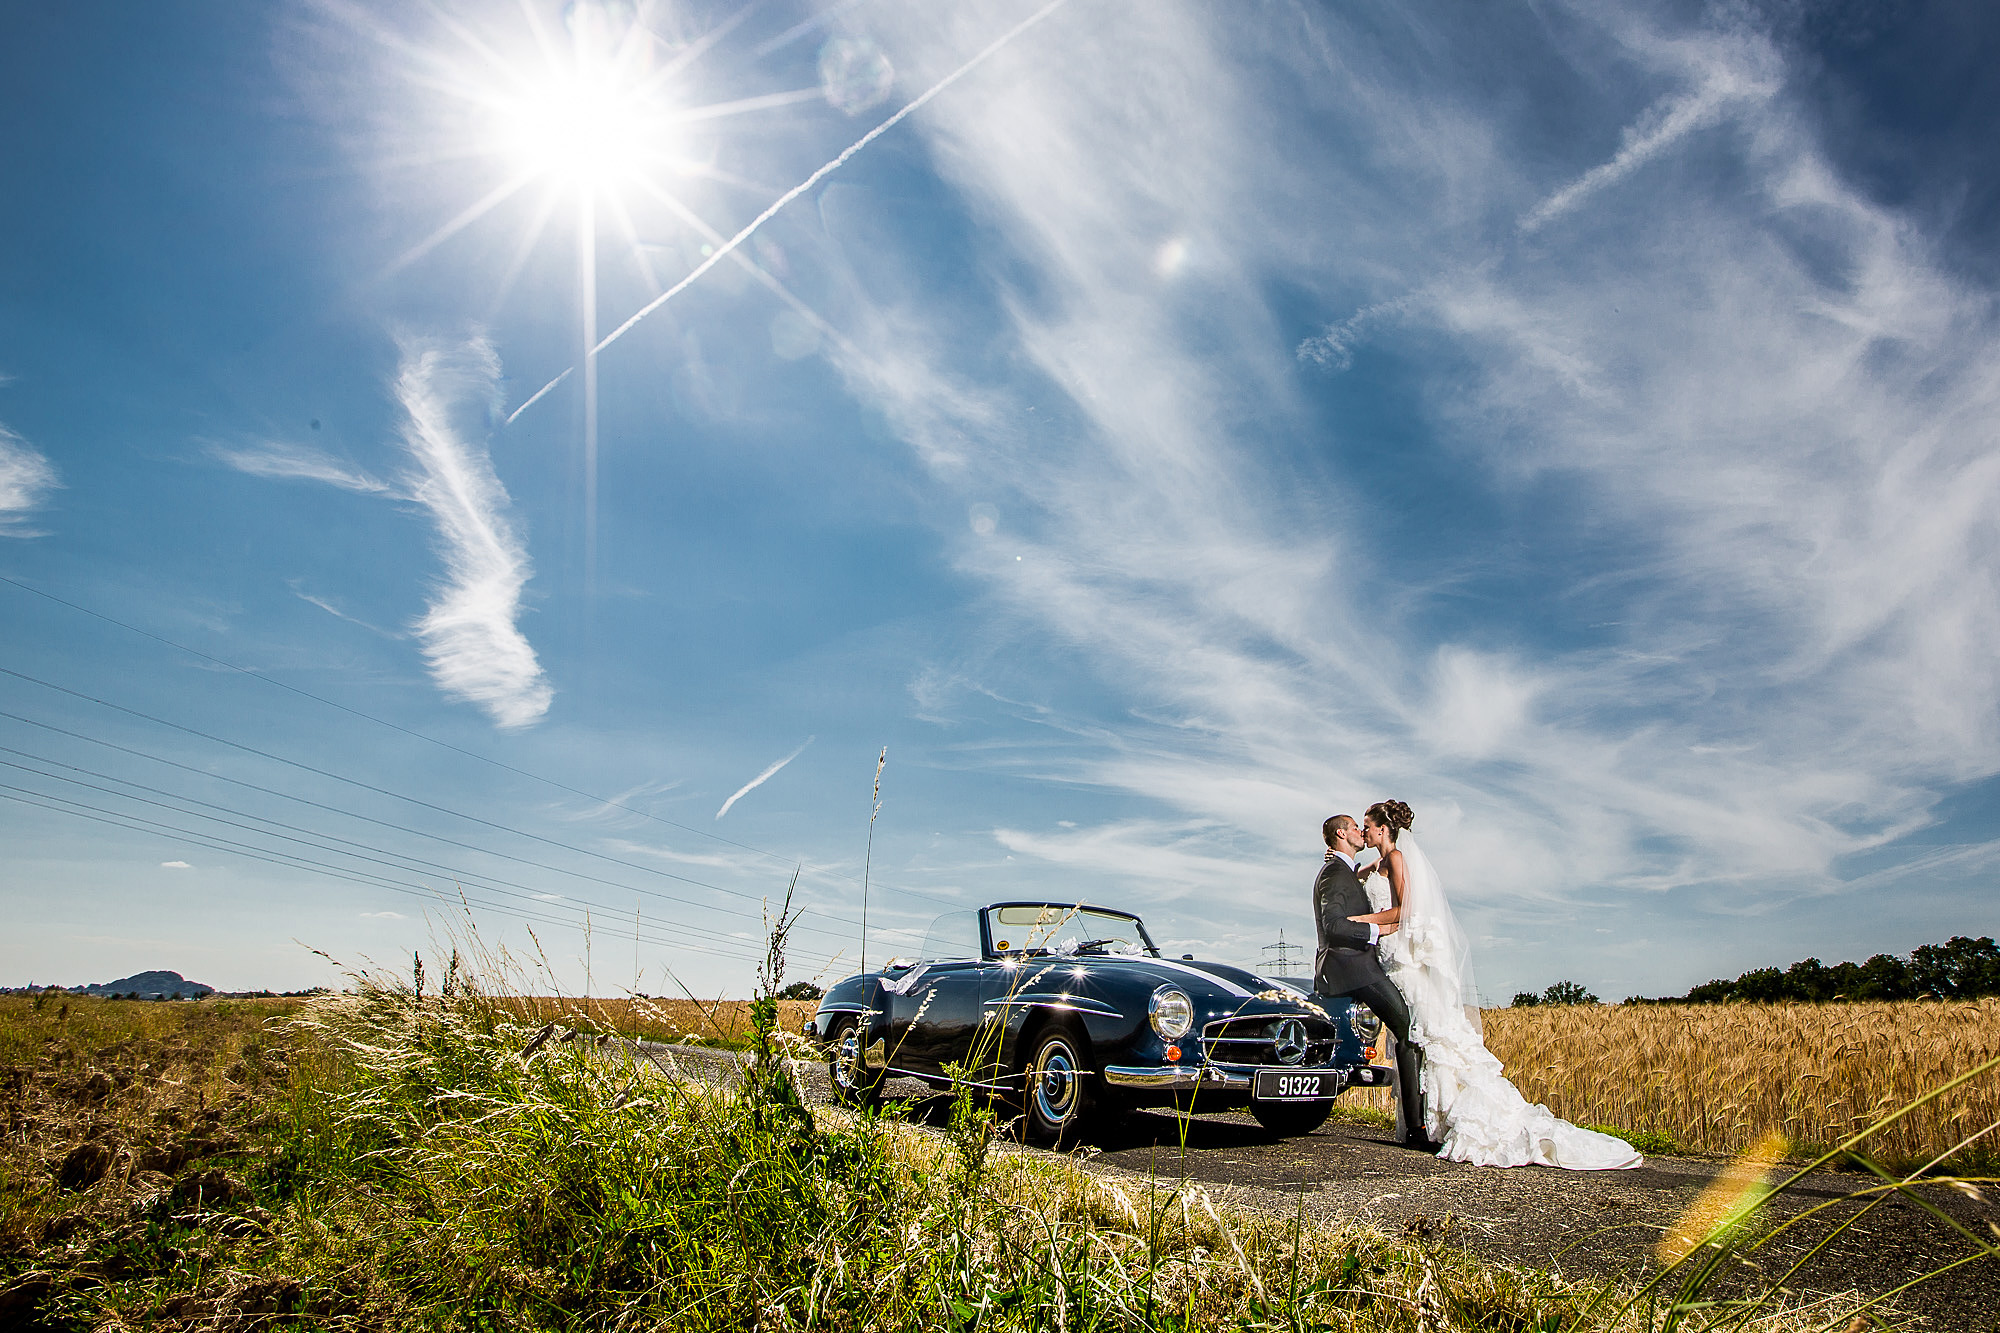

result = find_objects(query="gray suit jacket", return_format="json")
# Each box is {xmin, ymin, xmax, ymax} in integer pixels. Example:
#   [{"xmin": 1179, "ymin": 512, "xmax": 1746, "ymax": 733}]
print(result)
[{"xmin": 1313, "ymin": 855, "xmax": 1388, "ymax": 996}]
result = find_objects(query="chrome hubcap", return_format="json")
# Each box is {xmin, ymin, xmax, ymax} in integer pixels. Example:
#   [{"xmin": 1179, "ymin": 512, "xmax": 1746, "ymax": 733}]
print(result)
[
  {"xmin": 834, "ymin": 1027, "xmax": 863, "ymax": 1090},
  {"xmin": 1033, "ymin": 1041, "xmax": 1079, "ymax": 1123}
]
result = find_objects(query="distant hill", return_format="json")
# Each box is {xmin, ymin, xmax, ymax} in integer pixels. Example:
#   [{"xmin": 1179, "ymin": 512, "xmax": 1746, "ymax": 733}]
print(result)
[{"xmin": 72, "ymin": 970, "xmax": 215, "ymax": 999}]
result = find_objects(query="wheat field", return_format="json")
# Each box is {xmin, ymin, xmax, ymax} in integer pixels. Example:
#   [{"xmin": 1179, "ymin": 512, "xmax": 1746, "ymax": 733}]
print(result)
[
  {"xmin": 503, "ymin": 994, "xmax": 1999, "ymax": 1167},
  {"xmin": 1475, "ymin": 999, "xmax": 2000, "ymax": 1168},
  {"xmin": 492, "ymin": 995, "xmax": 816, "ymax": 1047}
]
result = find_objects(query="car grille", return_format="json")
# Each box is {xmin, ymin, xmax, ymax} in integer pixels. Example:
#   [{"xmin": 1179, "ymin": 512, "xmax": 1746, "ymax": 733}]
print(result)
[{"xmin": 1200, "ymin": 1015, "xmax": 1337, "ymax": 1067}]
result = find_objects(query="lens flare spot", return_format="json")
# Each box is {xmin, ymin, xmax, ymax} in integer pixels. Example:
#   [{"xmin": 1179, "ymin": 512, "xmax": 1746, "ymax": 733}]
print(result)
[{"xmin": 819, "ymin": 36, "xmax": 895, "ymax": 115}]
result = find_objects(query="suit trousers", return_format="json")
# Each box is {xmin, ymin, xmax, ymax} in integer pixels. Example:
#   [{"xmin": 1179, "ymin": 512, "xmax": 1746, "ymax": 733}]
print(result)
[{"xmin": 1317, "ymin": 978, "xmax": 1426, "ymax": 1145}]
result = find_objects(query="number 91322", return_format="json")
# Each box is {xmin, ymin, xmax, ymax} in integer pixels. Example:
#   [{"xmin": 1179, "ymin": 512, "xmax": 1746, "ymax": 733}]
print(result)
[{"xmin": 1255, "ymin": 1070, "xmax": 1336, "ymax": 1100}]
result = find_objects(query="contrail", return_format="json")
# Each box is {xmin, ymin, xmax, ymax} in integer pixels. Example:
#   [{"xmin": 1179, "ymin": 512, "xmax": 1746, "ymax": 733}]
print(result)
[
  {"xmin": 504, "ymin": 366, "xmax": 571, "ymax": 426},
  {"xmin": 508, "ymin": 0, "xmax": 1074, "ymax": 419},
  {"xmin": 715, "ymin": 736, "xmax": 814, "ymax": 819}
]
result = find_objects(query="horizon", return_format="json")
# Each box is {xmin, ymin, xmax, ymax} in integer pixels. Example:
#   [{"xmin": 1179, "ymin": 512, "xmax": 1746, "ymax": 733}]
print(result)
[
  {"xmin": 11, "ymin": 926, "xmax": 1994, "ymax": 1003},
  {"xmin": 4, "ymin": 0, "xmax": 1998, "ymax": 1003}
]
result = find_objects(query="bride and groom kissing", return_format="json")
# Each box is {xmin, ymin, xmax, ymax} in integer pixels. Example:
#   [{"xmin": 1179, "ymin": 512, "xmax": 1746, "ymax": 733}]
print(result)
[{"xmin": 1311, "ymin": 801, "xmax": 1642, "ymax": 1171}]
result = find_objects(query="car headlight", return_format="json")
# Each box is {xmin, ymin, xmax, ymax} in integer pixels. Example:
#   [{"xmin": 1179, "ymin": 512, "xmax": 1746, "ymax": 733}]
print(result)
[
  {"xmin": 1149, "ymin": 986, "xmax": 1194, "ymax": 1040},
  {"xmin": 1349, "ymin": 1002, "xmax": 1383, "ymax": 1041}
]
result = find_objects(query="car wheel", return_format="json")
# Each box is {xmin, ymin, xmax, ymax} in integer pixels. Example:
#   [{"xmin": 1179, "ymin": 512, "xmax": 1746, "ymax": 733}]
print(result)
[
  {"xmin": 1023, "ymin": 1025, "xmax": 1097, "ymax": 1147},
  {"xmin": 826, "ymin": 1017, "xmax": 883, "ymax": 1109},
  {"xmin": 1250, "ymin": 1099, "xmax": 1334, "ymax": 1137}
]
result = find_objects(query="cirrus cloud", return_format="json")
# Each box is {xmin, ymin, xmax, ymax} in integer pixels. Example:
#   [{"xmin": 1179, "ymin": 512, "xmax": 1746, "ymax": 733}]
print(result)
[
  {"xmin": 828, "ymin": 0, "xmax": 2000, "ymax": 980},
  {"xmin": 393, "ymin": 334, "xmax": 554, "ymax": 730},
  {"xmin": 0, "ymin": 422, "xmax": 59, "ymax": 537}
]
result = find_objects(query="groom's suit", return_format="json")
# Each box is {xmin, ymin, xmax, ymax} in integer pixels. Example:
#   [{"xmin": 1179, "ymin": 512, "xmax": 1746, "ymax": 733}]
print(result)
[{"xmin": 1312, "ymin": 852, "xmax": 1428, "ymax": 1146}]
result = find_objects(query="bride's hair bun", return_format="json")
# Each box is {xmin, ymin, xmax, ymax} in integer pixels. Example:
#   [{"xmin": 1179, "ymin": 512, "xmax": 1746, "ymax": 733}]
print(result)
[{"xmin": 1366, "ymin": 799, "xmax": 1415, "ymax": 838}]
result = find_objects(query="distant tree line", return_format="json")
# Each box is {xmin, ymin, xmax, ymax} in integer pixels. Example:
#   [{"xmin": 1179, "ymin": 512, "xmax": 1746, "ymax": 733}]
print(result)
[
  {"xmin": 1642, "ymin": 936, "xmax": 2000, "ymax": 1004},
  {"xmin": 1510, "ymin": 980, "xmax": 1599, "ymax": 1008}
]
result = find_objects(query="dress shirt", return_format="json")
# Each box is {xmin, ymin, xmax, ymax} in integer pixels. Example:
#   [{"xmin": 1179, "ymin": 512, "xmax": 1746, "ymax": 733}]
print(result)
[{"xmin": 1326, "ymin": 848, "xmax": 1380, "ymax": 945}]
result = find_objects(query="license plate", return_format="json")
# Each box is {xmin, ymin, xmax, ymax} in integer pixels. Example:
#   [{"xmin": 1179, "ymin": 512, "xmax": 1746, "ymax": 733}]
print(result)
[{"xmin": 1254, "ymin": 1069, "xmax": 1338, "ymax": 1101}]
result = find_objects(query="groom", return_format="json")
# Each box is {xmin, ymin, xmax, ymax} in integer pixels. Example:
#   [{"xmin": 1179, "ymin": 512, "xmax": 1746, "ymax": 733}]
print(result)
[{"xmin": 1311, "ymin": 814, "xmax": 1433, "ymax": 1150}]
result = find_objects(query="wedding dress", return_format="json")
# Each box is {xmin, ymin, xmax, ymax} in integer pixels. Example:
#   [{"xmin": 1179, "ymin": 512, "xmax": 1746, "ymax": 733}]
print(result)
[{"xmin": 1374, "ymin": 837, "xmax": 1641, "ymax": 1170}]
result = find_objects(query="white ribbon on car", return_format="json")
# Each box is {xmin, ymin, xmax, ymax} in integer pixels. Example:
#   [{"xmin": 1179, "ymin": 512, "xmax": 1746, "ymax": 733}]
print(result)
[{"xmin": 880, "ymin": 963, "xmax": 933, "ymax": 996}]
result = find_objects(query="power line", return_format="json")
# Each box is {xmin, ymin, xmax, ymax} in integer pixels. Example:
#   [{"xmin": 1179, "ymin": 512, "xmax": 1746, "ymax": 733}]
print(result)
[
  {"xmin": 0, "ymin": 736, "xmax": 884, "ymax": 944},
  {"xmin": 0, "ymin": 750, "xmax": 789, "ymax": 960},
  {"xmin": 0, "ymin": 709, "xmax": 931, "ymax": 950},
  {"xmin": 0, "ymin": 573, "xmax": 962, "ymax": 912},
  {"xmin": 0, "ymin": 786, "xmax": 763, "ymax": 965},
  {"xmin": 0, "ymin": 667, "xmax": 884, "ymax": 926}
]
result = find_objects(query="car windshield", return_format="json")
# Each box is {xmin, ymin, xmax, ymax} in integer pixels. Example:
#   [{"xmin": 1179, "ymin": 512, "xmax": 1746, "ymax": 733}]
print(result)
[{"xmin": 984, "ymin": 904, "xmax": 1156, "ymax": 957}]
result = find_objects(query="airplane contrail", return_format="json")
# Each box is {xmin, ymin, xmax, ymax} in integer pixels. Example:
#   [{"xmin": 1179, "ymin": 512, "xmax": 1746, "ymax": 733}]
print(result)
[
  {"xmin": 506, "ymin": 0, "xmax": 1074, "ymax": 421},
  {"xmin": 504, "ymin": 366, "xmax": 571, "ymax": 426},
  {"xmin": 715, "ymin": 736, "xmax": 814, "ymax": 819}
]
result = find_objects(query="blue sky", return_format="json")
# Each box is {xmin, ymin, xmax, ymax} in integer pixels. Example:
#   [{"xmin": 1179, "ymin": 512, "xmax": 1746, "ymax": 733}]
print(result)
[{"xmin": 4, "ymin": 0, "xmax": 1997, "ymax": 1002}]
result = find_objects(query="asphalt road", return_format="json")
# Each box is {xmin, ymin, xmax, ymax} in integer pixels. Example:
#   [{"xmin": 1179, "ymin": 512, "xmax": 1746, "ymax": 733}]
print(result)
[{"xmin": 635, "ymin": 1042, "xmax": 1999, "ymax": 1329}]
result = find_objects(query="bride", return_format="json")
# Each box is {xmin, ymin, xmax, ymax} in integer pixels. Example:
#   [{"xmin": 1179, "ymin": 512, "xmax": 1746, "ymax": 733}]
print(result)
[{"xmin": 1349, "ymin": 800, "xmax": 1641, "ymax": 1171}]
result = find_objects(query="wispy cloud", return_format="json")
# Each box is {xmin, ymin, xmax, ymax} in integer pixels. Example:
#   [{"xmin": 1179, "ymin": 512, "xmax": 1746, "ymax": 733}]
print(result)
[
  {"xmin": 836, "ymin": 1, "xmax": 2000, "ymax": 980},
  {"xmin": 360, "ymin": 910, "xmax": 406, "ymax": 920},
  {"xmin": 0, "ymin": 422, "xmax": 59, "ymax": 537},
  {"xmin": 1517, "ymin": 38, "xmax": 1781, "ymax": 234},
  {"xmin": 160, "ymin": 860, "xmax": 193, "ymax": 869},
  {"xmin": 208, "ymin": 440, "xmax": 396, "ymax": 495},
  {"xmin": 992, "ymin": 820, "xmax": 1283, "ymax": 899},
  {"xmin": 715, "ymin": 737, "xmax": 815, "ymax": 819},
  {"xmin": 289, "ymin": 581, "xmax": 403, "ymax": 638},
  {"xmin": 392, "ymin": 334, "xmax": 553, "ymax": 729}
]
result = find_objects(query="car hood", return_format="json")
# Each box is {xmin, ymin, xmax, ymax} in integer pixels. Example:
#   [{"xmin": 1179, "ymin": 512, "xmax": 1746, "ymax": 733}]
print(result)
[{"xmin": 1028, "ymin": 954, "xmax": 1306, "ymax": 1002}]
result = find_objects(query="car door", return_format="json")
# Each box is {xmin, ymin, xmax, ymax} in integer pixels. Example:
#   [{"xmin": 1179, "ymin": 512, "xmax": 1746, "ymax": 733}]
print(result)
[{"xmin": 892, "ymin": 911, "xmax": 987, "ymax": 1078}]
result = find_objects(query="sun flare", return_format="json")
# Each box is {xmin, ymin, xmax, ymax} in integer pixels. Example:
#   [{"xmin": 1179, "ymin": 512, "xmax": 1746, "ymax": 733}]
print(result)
[
  {"xmin": 480, "ymin": 9, "xmax": 674, "ymax": 196},
  {"xmin": 489, "ymin": 61, "xmax": 670, "ymax": 194}
]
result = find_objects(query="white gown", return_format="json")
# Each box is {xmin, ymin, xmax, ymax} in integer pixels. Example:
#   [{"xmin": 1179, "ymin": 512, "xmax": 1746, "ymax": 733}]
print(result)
[{"xmin": 1371, "ymin": 837, "xmax": 1641, "ymax": 1171}]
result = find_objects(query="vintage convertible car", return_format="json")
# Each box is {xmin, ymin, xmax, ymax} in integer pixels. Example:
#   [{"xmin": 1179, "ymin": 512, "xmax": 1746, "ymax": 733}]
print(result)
[{"xmin": 806, "ymin": 900, "xmax": 1395, "ymax": 1144}]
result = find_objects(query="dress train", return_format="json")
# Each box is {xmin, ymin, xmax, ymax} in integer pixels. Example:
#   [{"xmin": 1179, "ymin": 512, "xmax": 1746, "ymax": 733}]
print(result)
[{"xmin": 1376, "ymin": 837, "xmax": 1641, "ymax": 1171}]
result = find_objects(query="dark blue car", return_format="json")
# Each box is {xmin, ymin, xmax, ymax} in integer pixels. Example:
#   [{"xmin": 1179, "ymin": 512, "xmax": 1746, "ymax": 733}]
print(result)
[{"xmin": 808, "ymin": 901, "xmax": 1395, "ymax": 1144}]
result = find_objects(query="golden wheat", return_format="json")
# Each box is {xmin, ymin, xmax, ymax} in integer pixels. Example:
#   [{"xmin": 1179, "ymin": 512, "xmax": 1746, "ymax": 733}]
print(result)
[
  {"xmin": 503, "ymin": 995, "xmax": 2000, "ymax": 1167},
  {"xmin": 491, "ymin": 995, "xmax": 815, "ymax": 1046},
  {"xmin": 1477, "ymin": 999, "xmax": 2000, "ymax": 1167}
]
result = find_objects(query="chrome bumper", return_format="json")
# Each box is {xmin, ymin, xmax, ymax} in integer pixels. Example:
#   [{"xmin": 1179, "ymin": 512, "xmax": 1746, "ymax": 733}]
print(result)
[
  {"xmin": 1104, "ymin": 1062, "xmax": 1395, "ymax": 1093},
  {"xmin": 1104, "ymin": 1063, "xmax": 1249, "ymax": 1091}
]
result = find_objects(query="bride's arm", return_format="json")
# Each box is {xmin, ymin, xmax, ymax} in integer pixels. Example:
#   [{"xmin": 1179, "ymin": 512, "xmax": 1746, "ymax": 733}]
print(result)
[{"xmin": 1347, "ymin": 849, "xmax": 1407, "ymax": 924}]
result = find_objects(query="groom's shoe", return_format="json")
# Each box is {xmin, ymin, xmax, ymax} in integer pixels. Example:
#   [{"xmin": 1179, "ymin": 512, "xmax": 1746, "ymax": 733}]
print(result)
[{"xmin": 1400, "ymin": 1133, "xmax": 1443, "ymax": 1154}]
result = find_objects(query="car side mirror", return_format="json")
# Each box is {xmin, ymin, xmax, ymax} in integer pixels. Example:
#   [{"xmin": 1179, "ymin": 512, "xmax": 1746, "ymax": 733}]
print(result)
[{"xmin": 1182, "ymin": 954, "xmax": 1194, "ymax": 961}]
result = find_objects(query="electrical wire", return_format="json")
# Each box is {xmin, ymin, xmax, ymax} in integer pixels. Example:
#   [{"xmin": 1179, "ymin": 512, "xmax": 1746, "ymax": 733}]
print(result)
[
  {"xmin": 0, "ymin": 751, "xmax": 787, "ymax": 959},
  {"xmin": 0, "ymin": 711, "xmax": 931, "ymax": 950},
  {"xmin": 0, "ymin": 743, "xmax": 923, "ymax": 954},
  {"xmin": 0, "ymin": 668, "xmax": 883, "ymax": 924},
  {"xmin": 0, "ymin": 786, "xmax": 763, "ymax": 964},
  {"xmin": 0, "ymin": 573, "xmax": 963, "ymax": 911}
]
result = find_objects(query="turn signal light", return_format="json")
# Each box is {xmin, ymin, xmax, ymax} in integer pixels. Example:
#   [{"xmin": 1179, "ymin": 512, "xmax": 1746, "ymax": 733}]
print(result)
[
  {"xmin": 1164, "ymin": 1044, "xmax": 1182, "ymax": 1061},
  {"xmin": 1363, "ymin": 1045, "xmax": 1377, "ymax": 1061}
]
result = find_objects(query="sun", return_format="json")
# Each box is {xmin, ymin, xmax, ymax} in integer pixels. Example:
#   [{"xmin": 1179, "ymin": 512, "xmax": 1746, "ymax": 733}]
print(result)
[
  {"xmin": 494, "ymin": 73, "xmax": 659, "ymax": 193},
  {"xmin": 482, "ymin": 9, "xmax": 673, "ymax": 197}
]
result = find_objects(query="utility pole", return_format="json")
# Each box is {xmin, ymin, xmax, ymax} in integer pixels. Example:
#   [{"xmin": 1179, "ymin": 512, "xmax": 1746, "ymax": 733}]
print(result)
[{"xmin": 1261, "ymin": 927, "xmax": 1303, "ymax": 977}]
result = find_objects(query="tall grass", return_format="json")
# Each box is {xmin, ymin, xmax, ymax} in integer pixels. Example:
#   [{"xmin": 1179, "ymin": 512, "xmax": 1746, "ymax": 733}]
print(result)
[
  {"xmin": 5, "ymin": 960, "xmax": 1991, "ymax": 1329},
  {"xmin": 245, "ymin": 977, "xmax": 1610, "ymax": 1330},
  {"xmin": 1482, "ymin": 999, "xmax": 2000, "ymax": 1169},
  {"xmin": 246, "ymin": 978, "xmax": 1960, "ymax": 1331}
]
